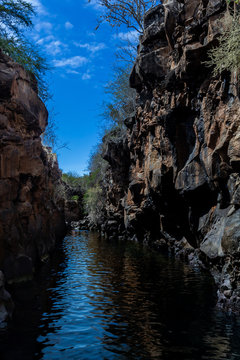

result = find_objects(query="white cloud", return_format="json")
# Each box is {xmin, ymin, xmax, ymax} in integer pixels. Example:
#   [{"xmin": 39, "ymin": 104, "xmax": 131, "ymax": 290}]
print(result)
[
  {"xmin": 74, "ymin": 42, "xmax": 106, "ymax": 54},
  {"xmin": 114, "ymin": 30, "xmax": 139, "ymax": 43},
  {"xmin": 85, "ymin": 0, "xmax": 103, "ymax": 11},
  {"xmin": 65, "ymin": 21, "xmax": 74, "ymax": 30},
  {"xmin": 87, "ymin": 31, "xmax": 96, "ymax": 37},
  {"xmin": 45, "ymin": 40, "xmax": 66, "ymax": 56},
  {"xmin": 82, "ymin": 71, "xmax": 92, "ymax": 80},
  {"xmin": 35, "ymin": 21, "xmax": 53, "ymax": 33},
  {"xmin": 36, "ymin": 35, "xmax": 54, "ymax": 45},
  {"xmin": 67, "ymin": 69, "xmax": 80, "ymax": 75},
  {"xmin": 35, "ymin": 35, "xmax": 67, "ymax": 55},
  {"xmin": 28, "ymin": 0, "xmax": 47, "ymax": 15},
  {"xmin": 53, "ymin": 56, "xmax": 88, "ymax": 68}
]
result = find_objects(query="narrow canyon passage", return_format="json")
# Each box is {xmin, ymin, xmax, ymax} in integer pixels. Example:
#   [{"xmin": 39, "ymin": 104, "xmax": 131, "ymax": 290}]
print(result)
[
  {"xmin": 2, "ymin": 0, "xmax": 240, "ymax": 359},
  {"xmin": 1, "ymin": 231, "xmax": 240, "ymax": 360}
]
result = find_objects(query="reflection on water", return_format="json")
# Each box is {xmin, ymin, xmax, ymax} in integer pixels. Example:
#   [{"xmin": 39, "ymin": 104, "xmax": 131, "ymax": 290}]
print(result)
[{"xmin": 1, "ymin": 231, "xmax": 240, "ymax": 359}]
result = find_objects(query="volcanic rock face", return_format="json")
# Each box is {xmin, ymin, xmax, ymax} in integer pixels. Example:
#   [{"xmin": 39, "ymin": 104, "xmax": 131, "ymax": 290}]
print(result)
[
  {"xmin": 103, "ymin": 0, "xmax": 240, "ymax": 310},
  {"xmin": 0, "ymin": 51, "xmax": 66, "ymax": 287}
]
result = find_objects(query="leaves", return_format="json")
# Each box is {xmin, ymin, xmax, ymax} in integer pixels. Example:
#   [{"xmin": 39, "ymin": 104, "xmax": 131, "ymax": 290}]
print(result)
[
  {"xmin": 83, "ymin": 185, "xmax": 104, "ymax": 224},
  {"xmin": 205, "ymin": 13, "xmax": 240, "ymax": 76},
  {"xmin": 101, "ymin": 65, "xmax": 136, "ymax": 135},
  {"xmin": 0, "ymin": 0, "xmax": 49, "ymax": 101},
  {"xmin": 0, "ymin": 0, "xmax": 35, "ymax": 36}
]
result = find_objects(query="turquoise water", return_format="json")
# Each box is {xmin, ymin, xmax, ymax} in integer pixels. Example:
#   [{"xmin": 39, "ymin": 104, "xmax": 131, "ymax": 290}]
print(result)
[{"xmin": 1, "ymin": 231, "xmax": 240, "ymax": 359}]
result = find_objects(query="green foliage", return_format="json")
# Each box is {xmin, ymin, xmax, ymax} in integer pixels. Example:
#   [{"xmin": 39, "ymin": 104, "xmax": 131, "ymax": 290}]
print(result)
[
  {"xmin": 62, "ymin": 171, "xmax": 82, "ymax": 187},
  {"xmin": 81, "ymin": 63, "xmax": 136, "ymax": 226},
  {"xmin": 71, "ymin": 195, "xmax": 79, "ymax": 201},
  {"xmin": 66, "ymin": 144, "xmax": 109, "ymax": 226},
  {"xmin": 226, "ymin": 0, "xmax": 240, "ymax": 11},
  {"xmin": 64, "ymin": 47, "xmax": 137, "ymax": 227},
  {"xmin": 205, "ymin": 12, "xmax": 240, "ymax": 78},
  {"xmin": 83, "ymin": 185, "xmax": 104, "ymax": 225},
  {"xmin": 53, "ymin": 182, "xmax": 67, "ymax": 202},
  {"xmin": 101, "ymin": 65, "xmax": 136, "ymax": 136},
  {"xmin": 76, "ymin": 170, "xmax": 100, "ymax": 193},
  {"xmin": 0, "ymin": 0, "xmax": 34, "ymax": 35},
  {"xmin": 88, "ymin": 143, "xmax": 108, "ymax": 175},
  {"xmin": 0, "ymin": 0, "xmax": 49, "ymax": 101}
]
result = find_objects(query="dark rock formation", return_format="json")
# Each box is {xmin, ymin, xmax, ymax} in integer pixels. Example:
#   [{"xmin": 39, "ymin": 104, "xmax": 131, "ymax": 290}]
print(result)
[
  {"xmin": 0, "ymin": 51, "xmax": 66, "ymax": 288},
  {"xmin": 65, "ymin": 199, "xmax": 82, "ymax": 223},
  {"xmin": 102, "ymin": 0, "xmax": 240, "ymax": 311},
  {"xmin": 101, "ymin": 135, "xmax": 130, "ymax": 239},
  {"xmin": 0, "ymin": 271, "xmax": 13, "ymax": 323},
  {"xmin": 63, "ymin": 182, "xmax": 83, "ymax": 224}
]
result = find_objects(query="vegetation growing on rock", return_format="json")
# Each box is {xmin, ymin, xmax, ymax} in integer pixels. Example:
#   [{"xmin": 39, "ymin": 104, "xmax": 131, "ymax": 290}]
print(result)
[
  {"xmin": 0, "ymin": 0, "xmax": 49, "ymax": 100},
  {"xmin": 64, "ymin": 63, "xmax": 136, "ymax": 227},
  {"xmin": 206, "ymin": 0, "xmax": 240, "ymax": 94}
]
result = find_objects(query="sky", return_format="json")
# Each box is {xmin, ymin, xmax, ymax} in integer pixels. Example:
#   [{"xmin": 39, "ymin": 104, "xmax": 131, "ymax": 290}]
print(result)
[{"xmin": 26, "ymin": 0, "xmax": 139, "ymax": 175}]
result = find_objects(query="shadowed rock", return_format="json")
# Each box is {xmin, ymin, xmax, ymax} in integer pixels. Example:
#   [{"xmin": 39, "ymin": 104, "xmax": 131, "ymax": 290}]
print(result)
[
  {"xmin": 102, "ymin": 0, "xmax": 240, "ymax": 311},
  {"xmin": 0, "ymin": 51, "xmax": 66, "ymax": 290}
]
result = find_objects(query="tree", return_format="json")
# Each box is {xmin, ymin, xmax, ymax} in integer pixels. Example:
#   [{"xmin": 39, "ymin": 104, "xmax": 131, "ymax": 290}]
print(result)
[
  {"xmin": 206, "ymin": 15, "xmax": 240, "ymax": 75},
  {"xmin": 205, "ymin": 1, "xmax": 240, "ymax": 95},
  {"xmin": 41, "ymin": 108, "xmax": 70, "ymax": 152},
  {"xmin": 227, "ymin": 0, "xmax": 240, "ymax": 17},
  {"xmin": 101, "ymin": 64, "xmax": 136, "ymax": 135},
  {"xmin": 115, "ymin": 37, "xmax": 138, "ymax": 65},
  {"xmin": 0, "ymin": 0, "xmax": 49, "ymax": 100},
  {"xmin": 81, "ymin": 65, "xmax": 137, "ymax": 226},
  {"xmin": 62, "ymin": 171, "xmax": 83, "ymax": 189},
  {"xmin": 41, "ymin": 110, "xmax": 58, "ymax": 149},
  {"xmin": 83, "ymin": 185, "xmax": 104, "ymax": 226},
  {"xmin": 0, "ymin": 0, "xmax": 34, "ymax": 35},
  {"xmin": 95, "ymin": 0, "xmax": 158, "ymax": 33}
]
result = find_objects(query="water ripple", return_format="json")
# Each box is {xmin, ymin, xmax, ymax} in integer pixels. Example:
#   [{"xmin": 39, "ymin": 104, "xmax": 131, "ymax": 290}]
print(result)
[{"xmin": 1, "ymin": 231, "xmax": 240, "ymax": 359}]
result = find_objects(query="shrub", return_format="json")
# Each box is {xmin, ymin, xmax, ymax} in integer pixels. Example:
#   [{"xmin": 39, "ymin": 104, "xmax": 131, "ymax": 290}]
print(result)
[
  {"xmin": 83, "ymin": 185, "xmax": 104, "ymax": 226},
  {"xmin": 205, "ymin": 2, "xmax": 240, "ymax": 95},
  {"xmin": 71, "ymin": 195, "xmax": 79, "ymax": 201},
  {"xmin": 62, "ymin": 172, "xmax": 81, "ymax": 187},
  {"xmin": 206, "ymin": 13, "xmax": 240, "ymax": 76},
  {"xmin": 0, "ymin": 0, "xmax": 49, "ymax": 101}
]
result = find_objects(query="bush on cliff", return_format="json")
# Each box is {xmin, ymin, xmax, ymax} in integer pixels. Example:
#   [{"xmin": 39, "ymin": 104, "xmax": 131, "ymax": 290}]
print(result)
[
  {"xmin": 0, "ymin": 0, "xmax": 49, "ymax": 100},
  {"xmin": 62, "ymin": 161, "xmax": 107, "ymax": 225},
  {"xmin": 206, "ymin": 1, "xmax": 240, "ymax": 94},
  {"xmin": 67, "ymin": 146, "xmax": 108, "ymax": 227},
  {"xmin": 62, "ymin": 171, "xmax": 82, "ymax": 187},
  {"xmin": 77, "ymin": 44, "xmax": 136, "ymax": 227},
  {"xmin": 83, "ymin": 185, "xmax": 105, "ymax": 226},
  {"xmin": 81, "ymin": 64, "xmax": 136, "ymax": 226},
  {"xmin": 101, "ymin": 65, "xmax": 136, "ymax": 141}
]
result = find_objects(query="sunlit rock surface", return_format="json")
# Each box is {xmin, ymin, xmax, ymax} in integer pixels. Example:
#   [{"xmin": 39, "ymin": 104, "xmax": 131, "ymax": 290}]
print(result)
[
  {"xmin": 103, "ymin": 0, "xmax": 240, "ymax": 310},
  {"xmin": 0, "ymin": 51, "xmax": 66, "ymax": 288}
]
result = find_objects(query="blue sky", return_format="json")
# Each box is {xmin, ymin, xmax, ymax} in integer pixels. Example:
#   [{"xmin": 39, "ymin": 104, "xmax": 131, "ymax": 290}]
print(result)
[{"xmin": 28, "ymin": 0, "xmax": 138, "ymax": 175}]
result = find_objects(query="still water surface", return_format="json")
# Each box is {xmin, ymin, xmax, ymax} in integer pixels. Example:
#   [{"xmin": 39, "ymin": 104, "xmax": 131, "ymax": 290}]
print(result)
[{"xmin": 1, "ymin": 231, "xmax": 240, "ymax": 359}]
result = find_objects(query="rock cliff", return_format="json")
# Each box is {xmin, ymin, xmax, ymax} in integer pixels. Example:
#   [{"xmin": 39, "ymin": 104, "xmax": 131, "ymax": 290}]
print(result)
[
  {"xmin": 0, "ymin": 51, "xmax": 66, "ymax": 294},
  {"xmin": 103, "ymin": 0, "xmax": 240, "ymax": 311}
]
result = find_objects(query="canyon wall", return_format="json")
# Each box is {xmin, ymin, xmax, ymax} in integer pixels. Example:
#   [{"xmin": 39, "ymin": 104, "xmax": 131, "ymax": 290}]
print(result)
[
  {"xmin": 0, "ymin": 51, "xmax": 66, "ymax": 289},
  {"xmin": 103, "ymin": 0, "xmax": 240, "ymax": 310}
]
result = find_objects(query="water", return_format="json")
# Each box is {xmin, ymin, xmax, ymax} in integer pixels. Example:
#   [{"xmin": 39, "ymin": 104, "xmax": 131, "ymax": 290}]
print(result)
[{"xmin": 1, "ymin": 231, "xmax": 240, "ymax": 359}]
